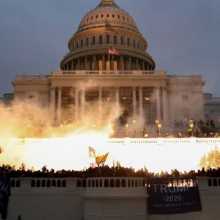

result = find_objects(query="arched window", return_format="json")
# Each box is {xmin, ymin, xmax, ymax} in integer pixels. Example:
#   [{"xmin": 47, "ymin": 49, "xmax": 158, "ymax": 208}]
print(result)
[
  {"xmin": 81, "ymin": 39, "xmax": 83, "ymax": 48},
  {"xmin": 99, "ymin": 35, "xmax": 103, "ymax": 44}
]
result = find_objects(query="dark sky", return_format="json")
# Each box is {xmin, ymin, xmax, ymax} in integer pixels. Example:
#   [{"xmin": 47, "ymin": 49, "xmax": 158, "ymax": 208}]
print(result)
[{"xmin": 0, "ymin": 0, "xmax": 220, "ymax": 95}]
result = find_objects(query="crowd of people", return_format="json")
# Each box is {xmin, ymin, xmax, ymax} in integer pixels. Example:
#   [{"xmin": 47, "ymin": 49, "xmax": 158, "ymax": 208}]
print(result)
[
  {"xmin": 113, "ymin": 119, "xmax": 220, "ymax": 138},
  {"xmin": 0, "ymin": 165, "xmax": 220, "ymax": 178}
]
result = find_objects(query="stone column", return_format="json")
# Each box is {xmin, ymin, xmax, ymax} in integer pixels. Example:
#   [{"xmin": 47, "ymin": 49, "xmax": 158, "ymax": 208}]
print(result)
[
  {"xmin": 57, "ymin": 87, "xmax": 62, "ymax": 123},
  {"xmin": 98, "ymin": 57, "xmax": 103, "ymax": 73},
  {"xmin": 92, "ymin": 56, "xmax": 96, "ymax": 71},
  {"xmin": 116, "ymin": 87, "xmax": 120, "ymax": 111},
  {"xmin": 162, "ymin": 88, "xmax": 168, "ymax": 125},
  {"xmin": 120, "ymin": 56, "xmax": 124, "ymax": 71},
  {"xmin": 85, "ymin": 57, "xmax": 88, "ymax": 70},
  {"xmin": 50, "ymin": 88, "xmax": 56, "ymax": 122},
  {"xmin": 139, "ymin": 87, "xmax": 143, "ymax": 117},
  {"xmin": 106, "ymin": 55, "xmax": 110, "ymax": 71},
  {"xmin": 127, "ymin": 56, "xmax": 131, "ymax": 70},
  {"xmin": 98, "ymin": 87, "xmax": 102, "ymax": 113},
  {"xmin": 81, "ymin": 89, "xmax": 86, "ymax": 115},
  {"xmin": 76, "ymin": 59, "xmax": 79, "ymax": 70},
  {"xmin": 113, "ymin": 56, "xmax": 117, "ymax": 71},
  {"xmin": 75, "ymin": 88, "xmax": 79, "ymax": 120},
  {"xmin": 132, "ymin": 87, "xmax": 137, "ymax": 118},
  {"xmin": 102, "ymin": 55, "xmax": 106, "ymax": 72},
  {"xmin": 135, "ymin": 58, "xmax": 139, "ymax": 70},
  {"xmin": 156, "ymin": 87, "xmax": 161, "ymax": 121},
  {"xmin": 141, "ymin": 61, "xmax": 145, "ymax": 71}
]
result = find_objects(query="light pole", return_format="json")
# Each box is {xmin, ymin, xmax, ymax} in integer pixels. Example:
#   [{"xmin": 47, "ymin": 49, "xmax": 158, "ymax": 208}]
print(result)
[{"xmin": 188, "ymin": 120, "xmax": 194, "ymax": 137}]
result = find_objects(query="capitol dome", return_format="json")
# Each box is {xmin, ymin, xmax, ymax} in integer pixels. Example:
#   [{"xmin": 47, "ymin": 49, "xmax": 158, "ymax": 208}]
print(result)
[{"xmin": 60, "ymin": 0, "xmax": 156, "ymax": 72}]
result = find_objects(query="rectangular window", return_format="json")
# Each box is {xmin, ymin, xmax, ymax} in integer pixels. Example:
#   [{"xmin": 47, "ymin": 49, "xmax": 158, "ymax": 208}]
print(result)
[
  {"xmin": 92, "ymin": 36, "xmax": 96, "ymax": 45},
  {"xmin": 106, "ymin": 35, "xmax": 110, "ymax": 44},
  {"xmin": 114, "ymin": 36, "xmax": 117, "ymax": 44},
  {"xmin": 127, "ymin": 38, "xmax": 130, "ymax": 46},
  {"xmin": 99, "ymin": 35, "xmax": 103, "ymax": 44},
  {"xmin": 121, "ymin": 36, "xmax": 124, "ymax": 45}
]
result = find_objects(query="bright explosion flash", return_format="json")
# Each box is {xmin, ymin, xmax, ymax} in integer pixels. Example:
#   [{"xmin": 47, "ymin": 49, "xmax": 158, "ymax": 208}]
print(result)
[
  {"xmin": 1, "ymin": 136, "xmax": 220, "ymax": 172},
  {"xmin": 0, "ymin": 101, "xmax": 219, "ymax": 172}
]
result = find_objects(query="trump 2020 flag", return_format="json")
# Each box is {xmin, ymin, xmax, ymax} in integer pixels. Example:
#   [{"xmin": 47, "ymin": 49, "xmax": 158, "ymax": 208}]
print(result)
[{"xmin": 0, "ymin": 176, "xmax": 10, "ymax": 220}]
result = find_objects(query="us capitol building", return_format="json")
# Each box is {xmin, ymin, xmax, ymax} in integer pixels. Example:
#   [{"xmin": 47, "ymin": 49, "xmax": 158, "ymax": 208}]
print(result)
[{"xmin": 13, "ymin": 0, "xmax": 204, "ymax": 128}]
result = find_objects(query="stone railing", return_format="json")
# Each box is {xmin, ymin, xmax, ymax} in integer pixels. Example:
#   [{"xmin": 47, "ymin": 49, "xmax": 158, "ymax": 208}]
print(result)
[
  {"xmin": 53, "ymin": 70, "xmax": 165, "ymax": 76},
  {"xmin": 14, "ymin": 70, "xmax": 166, "ymax": 80},
  {"xmin": 15, "ymin": 74, "xmax": 49, "ymax": 80}
]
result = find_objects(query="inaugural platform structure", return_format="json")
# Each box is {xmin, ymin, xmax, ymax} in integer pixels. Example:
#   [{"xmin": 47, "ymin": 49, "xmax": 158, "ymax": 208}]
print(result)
[{"xmin": 13, "ymin": 0, "xmax": 204, "ymax": 127}]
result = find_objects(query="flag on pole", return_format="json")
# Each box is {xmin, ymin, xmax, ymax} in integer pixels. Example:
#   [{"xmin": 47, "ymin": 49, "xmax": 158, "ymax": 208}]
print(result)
[
  {"xmin": 88, "ymin": 146, "xmax": 96, "ymax": 158},
  {"xmin": 95, "ymin": 153, "xmax": 109, "ymax": 167},
  {"xmin": 108, "ymin": 48, "xmax": 120, "ymax": 55}
]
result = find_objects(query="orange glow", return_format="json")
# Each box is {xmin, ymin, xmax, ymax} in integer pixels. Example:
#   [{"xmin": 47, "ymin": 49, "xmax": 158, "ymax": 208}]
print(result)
[{"xmin": 0, "ymin": 101, "xmax": 220, "ymax": 172}]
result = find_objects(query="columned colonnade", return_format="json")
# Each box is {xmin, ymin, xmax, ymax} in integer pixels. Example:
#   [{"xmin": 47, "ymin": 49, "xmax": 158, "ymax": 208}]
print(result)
[
  {"xmin": 63, "ymin": 55, "xmax": 153, "ymax": 71},
  {"xmin": 50, "ymin": 86, "xmax": 169, "ymax": 126}
]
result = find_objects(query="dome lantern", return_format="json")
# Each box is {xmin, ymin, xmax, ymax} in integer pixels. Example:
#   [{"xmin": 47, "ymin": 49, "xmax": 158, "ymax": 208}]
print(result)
[{"xmin": 98, "ymin": 0, "xmax": 118, "ymax": 7}]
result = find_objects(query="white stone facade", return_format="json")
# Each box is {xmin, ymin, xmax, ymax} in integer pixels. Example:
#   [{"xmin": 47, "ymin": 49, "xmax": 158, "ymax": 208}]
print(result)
[
  {"xmin": 12, "ymin": 0, "xmax": 205, "ymax": 129},
  {"xmin": 13, "ymin": 71, "xmax": 204, "ymax": 129},
  {"xmin": 4, "ymin": 177, "xmax": 220, "ymax": 220}
]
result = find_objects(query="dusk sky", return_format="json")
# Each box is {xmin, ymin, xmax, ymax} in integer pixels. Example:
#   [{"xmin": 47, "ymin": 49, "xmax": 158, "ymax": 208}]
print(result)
[{"xmin": 0, "ymin": 0, "xmax": 220, "ymax": 95}]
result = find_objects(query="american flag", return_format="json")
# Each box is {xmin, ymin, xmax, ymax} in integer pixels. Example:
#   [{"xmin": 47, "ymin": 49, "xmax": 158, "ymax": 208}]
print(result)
[{"xmin": 108, "ymin": 48, "xmax": 120, "ymax": 55}]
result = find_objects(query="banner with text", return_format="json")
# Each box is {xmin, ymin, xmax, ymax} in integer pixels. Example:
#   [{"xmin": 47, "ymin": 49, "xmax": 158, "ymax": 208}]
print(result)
[{"xmin": 148, "ymin": 178, "xmax": 202, "ymax": 215}]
